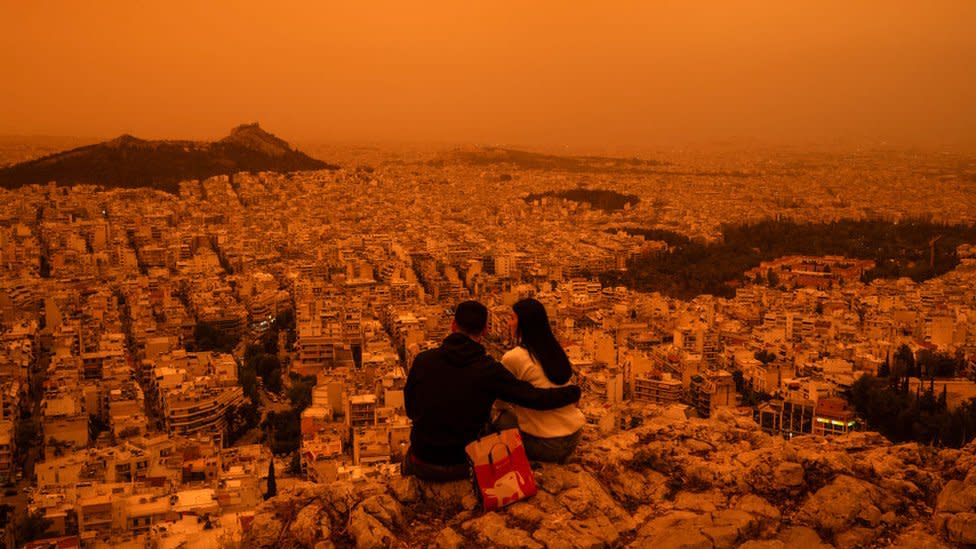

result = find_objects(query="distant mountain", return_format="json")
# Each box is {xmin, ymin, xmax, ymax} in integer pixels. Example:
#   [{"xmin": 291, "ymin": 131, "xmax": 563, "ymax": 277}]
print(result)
[{"xmin": 0, "ymin": 123, "xmax": 338, "ymax": 193}]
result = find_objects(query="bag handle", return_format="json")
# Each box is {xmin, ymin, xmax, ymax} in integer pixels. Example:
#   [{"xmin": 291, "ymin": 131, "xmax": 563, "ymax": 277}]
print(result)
[{"xmin": 487, "ymin": 442, "xmax": 512, "ymax": 475}]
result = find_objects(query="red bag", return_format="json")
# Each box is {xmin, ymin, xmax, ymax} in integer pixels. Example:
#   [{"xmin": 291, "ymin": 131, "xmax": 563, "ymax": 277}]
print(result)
[{"xmin": 465, "ymin": 428, "xmax": 537, "ymax": 511}]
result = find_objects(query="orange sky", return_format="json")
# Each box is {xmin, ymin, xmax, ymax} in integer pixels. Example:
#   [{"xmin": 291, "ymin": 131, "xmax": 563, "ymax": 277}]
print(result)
[{"xmin": 2, "ymin": 1, "xmax": 974, "ymax": 149}]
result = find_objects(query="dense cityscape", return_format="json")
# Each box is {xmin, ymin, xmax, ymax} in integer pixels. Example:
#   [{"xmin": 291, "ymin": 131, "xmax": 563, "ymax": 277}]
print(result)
[{"xmin": 0, "ymin": 140, "xmax": 973, "ymax": 547}]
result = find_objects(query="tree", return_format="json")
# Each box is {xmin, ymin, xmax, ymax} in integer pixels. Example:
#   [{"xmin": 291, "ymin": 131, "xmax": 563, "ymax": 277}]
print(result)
[
  {"xmin": 732, "ymin": 370, "xmax": 746, "ymax": 393},
  {"xmin": 288, "ymin": 453, "xmax": 303, "ymax": 476},
  {"xmin": 15, "ymin": 510, "xmax": 53, "ymax": 545},
  {"xmin": 263, "ymin": 410, "xmax": 301, "ymax": 454},
  {"xmin": 265, "ymin": 458, "xmax": 277, "ymax": 500},
  {"xmin": 878, "ymin": 359, "xmax": 890, "ymax": 378},
  {"xmin": 16, "ymin": 419, "xmax": 39, "ymax": 451},
  {"xmin": 287, "ymin": 376, "xmax": 315, "ymax": 412},
  {"xmin": 192, "ymin": 321, "xmax": 240, "ymax": 353},
  {"xmin": 895, "ymin": 345, "xmax": 916, "ymax": 378},
  {"xmin": 0, "ymin": 504, "xmax": 13, "ymax": 530},
  {"xmin": 766, "ymin": 268, "xmax": 779, "ymax": 288}
]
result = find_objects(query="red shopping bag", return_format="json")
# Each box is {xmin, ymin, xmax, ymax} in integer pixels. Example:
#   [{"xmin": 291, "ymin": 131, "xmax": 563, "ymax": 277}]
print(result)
[{"xmin": 465, "ymin": 428, "xmax": 537, "ymax": 511}]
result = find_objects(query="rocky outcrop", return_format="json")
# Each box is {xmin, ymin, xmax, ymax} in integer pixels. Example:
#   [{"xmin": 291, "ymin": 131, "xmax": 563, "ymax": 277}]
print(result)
[{"xmin": 240, "ymin": 406, "xmax": 975, "ymax": 548}]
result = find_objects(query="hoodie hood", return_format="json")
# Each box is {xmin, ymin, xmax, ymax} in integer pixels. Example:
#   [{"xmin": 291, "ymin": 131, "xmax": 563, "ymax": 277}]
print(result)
[{"xmin": 440, "ymin": 332, "xmax": 487, "ymax": 366}]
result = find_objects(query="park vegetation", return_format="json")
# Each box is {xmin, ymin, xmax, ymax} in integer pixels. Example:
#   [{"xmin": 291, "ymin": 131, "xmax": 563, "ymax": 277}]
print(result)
[
  {"xmin": 847, "ymin": 345, "xmax": 976, "ymax": 448},
  {"xmin": 602, "ymin": 218, "xmax": 976, "ymax": 299}
]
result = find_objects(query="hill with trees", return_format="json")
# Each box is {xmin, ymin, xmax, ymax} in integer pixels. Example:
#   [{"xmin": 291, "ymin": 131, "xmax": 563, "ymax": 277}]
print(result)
[{"xmin": 0, "ymin": 123, "xmax": 337, "ymax": 193}]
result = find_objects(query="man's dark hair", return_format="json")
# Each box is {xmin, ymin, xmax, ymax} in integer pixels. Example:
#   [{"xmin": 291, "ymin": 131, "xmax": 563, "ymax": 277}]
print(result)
[{"xmin": 454, "ymin": 300, "xmax": 488, "ymax": 335}]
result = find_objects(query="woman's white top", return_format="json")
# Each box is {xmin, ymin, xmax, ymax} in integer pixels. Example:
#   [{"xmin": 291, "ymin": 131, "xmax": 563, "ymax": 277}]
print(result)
[{"xmin": 500, "ymin": 346, "xmax": 586, "ymax": 438}]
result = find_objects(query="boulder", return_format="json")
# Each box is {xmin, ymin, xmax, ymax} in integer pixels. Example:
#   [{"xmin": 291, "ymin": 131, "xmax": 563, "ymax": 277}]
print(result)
[
  {"xmin": 777, "ymin": 526, "xmax": 832, "ymax": 549},
  {"xmin": 797, "ymin": 475, "xmax": 888, "ymax": 535},
  {"xmin": 634, "ymin": 511, "xmax": 713, "ymax": 549},
  {"xmin": 246, "ymin": 512, "xmax": 284, "ymax": 548},
  {"xmin": 772, "ymin": 461, "xmax": 804, "ymax": 489},
  {"xmin": 289, "ymin": 503, "xmax": 327, "ymax": 547},
  {"xmin": 348, "ymin": 506, "xmax": 396, "ymax": 549},
  {"xmin": 735, "ymin": 494, "xmax": 781, "ymax": 535},
  {"xmin": 673, "ymin": 491, "xmax": 726, "ymax": 513},
  {"xmin": 888, "ymin": 525, "xmax": 952, "ymax": 549},
  {"xmin": 833, "ymin": 526, "xmax": 877, "ymax": 549},
  {"xmin": 462, "ymin": 512, "xmax": 542, "ymax": 549},
  {"xmin": 434, "ymin": 526, "xmax": 465, "ymax": 549},
  {"xmin": 936, "ymin": 479, "xmax": 976, "ymax": 513},
  {"xmin": 347, "ymin": 495, "xmax": 404, "ymax": 549},
  {"xmin": 946, "ymin": 512, "xmax": 976, "ymax": 545}
]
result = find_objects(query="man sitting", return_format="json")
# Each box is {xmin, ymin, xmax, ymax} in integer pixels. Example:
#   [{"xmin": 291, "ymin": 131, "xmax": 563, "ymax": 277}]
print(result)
[{"xmin": 403, "ymin": 300, "xmax": 582, "ymax": 481}]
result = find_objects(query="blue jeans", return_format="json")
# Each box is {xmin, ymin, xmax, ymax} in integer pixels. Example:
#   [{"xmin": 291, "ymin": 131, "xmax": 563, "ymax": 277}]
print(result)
[{"xmin": 493, "ymin": 409, "xmax": 582, "ymax": 464}]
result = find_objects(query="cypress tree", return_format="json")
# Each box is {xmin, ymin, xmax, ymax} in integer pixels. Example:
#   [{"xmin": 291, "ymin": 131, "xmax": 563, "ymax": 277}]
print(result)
[{"xmin": 265, "ymin": 457, "xmax": 277, "ymax": 500}]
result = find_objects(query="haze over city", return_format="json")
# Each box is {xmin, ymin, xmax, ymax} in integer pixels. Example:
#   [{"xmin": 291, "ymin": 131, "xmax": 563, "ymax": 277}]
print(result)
[{"xmin": 3, "ymin": 1, "xmax": 976, "ymax": 149}]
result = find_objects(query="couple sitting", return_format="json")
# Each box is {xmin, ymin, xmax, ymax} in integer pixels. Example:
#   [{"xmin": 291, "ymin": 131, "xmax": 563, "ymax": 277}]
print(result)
[{"xmin": 403, "ymin": 299, "xmax": 585, "ymax": 481}]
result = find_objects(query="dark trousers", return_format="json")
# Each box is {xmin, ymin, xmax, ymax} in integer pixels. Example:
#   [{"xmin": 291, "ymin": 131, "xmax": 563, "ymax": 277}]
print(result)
[
  {"xmin": 401, "ymin": 446, "xmax": 471, "ymax": 482},
  {"xmin": 493, "ymin": 409, "xmax": 582, "ymax": 464}
]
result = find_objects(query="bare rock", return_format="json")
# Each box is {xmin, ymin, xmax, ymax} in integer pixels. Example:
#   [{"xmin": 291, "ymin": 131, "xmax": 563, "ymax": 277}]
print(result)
[
  {"xmin": 888, "ymin": 525, "xmax": 952, "ymax": 549},
  {"xmin": 347, "ymin": 506, "xmax": 395, "ymax": 549},
  {"xmin": 417, "ymin": 478, "xmax": 475, "ymax": 511},
  {"xmin": 833, "ymin": 526, "xmax": 876, "ymax": 549},
  {"xmin": 737, "ymin": 541, "xmax": 784, "ymax": 549},
  {"xmin": 776, "ymin": 526, "xmax": 832, "ymax": 549},
  {"xmin": 797, "ymin": 475, "xmax": 887, "ymax": 536},
  {"xmin": 462, "ymin": 512, "xmax": 542, "ymax": 549},
  {"xmin": 289, "ymin": 502, "xmax": 327, "ymax": 547},
  {"xmin": 535, "ymin": 464, "xmax": 582, "ymax": 495},
  {"xmin": 735, "ymin": 494, "xmax": 781, "ymax": 535},
  {"xmin": 533, "ymin": 518, "xmax": 608, "ymax": 549},
  {"xmin": 347, "ymin": 495, "xmax": 403, "ymax": 549},
  {"xmin": 508, "ymin": 501, "xmax": 547, "ymax": 528},
  {"xmin": 946, "ymin": 512, "xmax": 976, "ymax": 545},
  {"xmin": 674, "ymin": 491, "xmax": 726, "ymax": 513},
  {"xmin": 577, "ymin": 466, "xmax": 637, "ymax": 532},
  {"xmin": 634, "ymin": 511, "xmax": 714, "ymax": 549},
  {"xmin": 246, "ymin": 512, "xmax": 284, "ymax": 548},
  {"xmin": 936, "ymin": 479, "xmax": 976, "ymax": 513},
  {"xmin": 434, "ymin": 526, "xmax": 465, "ymax": 549},
  {"xmin": 388, "ymin": 476, "xmax": 421, "ymax": 504},
  {"xmin": 772, "ymin": 461, "xmax": 804, "ymax": 489}
]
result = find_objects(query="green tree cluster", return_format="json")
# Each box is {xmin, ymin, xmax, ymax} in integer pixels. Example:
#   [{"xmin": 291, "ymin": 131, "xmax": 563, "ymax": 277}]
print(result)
[
  {"xmin": 224, "ymin": 401, "xmax": 260, "ymax": 445},
  {"xmin": 263, "ymin": 410, "xmax": 301, "ymax": 455},
  {"xmin": 241, "ymin": 344, "xmax": 282, "ymax": 395},
  {"xmin": 287, "ymin": 373, "xmax": 316, "ymax": 412},
  {"xmin": 602, "ymin": 218, "xmax": 976, "ymax": 300},
  {"xmin": 524, "ymin": 188, "xmax": 639, "ymax": 212},
  {"xmin": 191, "ymin": 321, "xmax": 240, "ymax": 353},
  {"xmin": 15, "ymin": 510, "xmax": 53, "ymax": 546},
  {"xmin": 848, "ymin": 374, "xmax": 975, "ymax": 447}
]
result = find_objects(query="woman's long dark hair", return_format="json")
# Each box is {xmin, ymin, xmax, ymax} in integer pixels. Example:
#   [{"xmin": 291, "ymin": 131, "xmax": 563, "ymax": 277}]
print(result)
[{"xmin": 512, "ymin": 298, "xmax": 572, "ymax": 385}]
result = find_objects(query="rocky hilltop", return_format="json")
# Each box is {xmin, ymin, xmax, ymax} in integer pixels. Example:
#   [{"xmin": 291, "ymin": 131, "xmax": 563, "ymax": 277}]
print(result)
[
  {"xmin": 239, "ymin": 407, "xmax": 976, "ymax": 549},
  {"xmin": 0, "ymin": 123, "xmax": 336, "ymax": 193}
]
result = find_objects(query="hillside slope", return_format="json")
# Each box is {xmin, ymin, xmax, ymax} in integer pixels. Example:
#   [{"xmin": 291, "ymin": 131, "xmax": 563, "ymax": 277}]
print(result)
[{"xmin": 238, "ymin": 407, "xmax": 976, "ymax": 548}]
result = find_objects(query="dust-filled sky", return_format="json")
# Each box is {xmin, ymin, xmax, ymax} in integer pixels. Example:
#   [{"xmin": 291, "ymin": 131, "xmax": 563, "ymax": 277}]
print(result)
[{"xmin": 2, "ymin": 1, "xmax": 975, "ymax": 149}]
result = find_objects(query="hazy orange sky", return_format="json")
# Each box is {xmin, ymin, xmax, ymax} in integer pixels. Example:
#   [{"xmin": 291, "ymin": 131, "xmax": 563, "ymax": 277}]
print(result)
[{"xmin": 2, "ymin": 1, "xmax": 975, "ymax": 149}]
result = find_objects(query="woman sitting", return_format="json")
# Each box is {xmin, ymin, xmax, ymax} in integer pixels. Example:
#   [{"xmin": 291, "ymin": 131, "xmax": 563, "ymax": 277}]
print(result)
[{"xmin": 495, "ymin": 298, "xmax": 585, "ymax": 463}]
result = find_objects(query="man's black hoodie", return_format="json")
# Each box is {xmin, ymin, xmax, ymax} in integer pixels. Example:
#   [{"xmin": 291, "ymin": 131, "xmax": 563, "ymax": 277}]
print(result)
[{"xmin": 405, "ymin": 332, "xmax": 582, "ymax": 465}]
